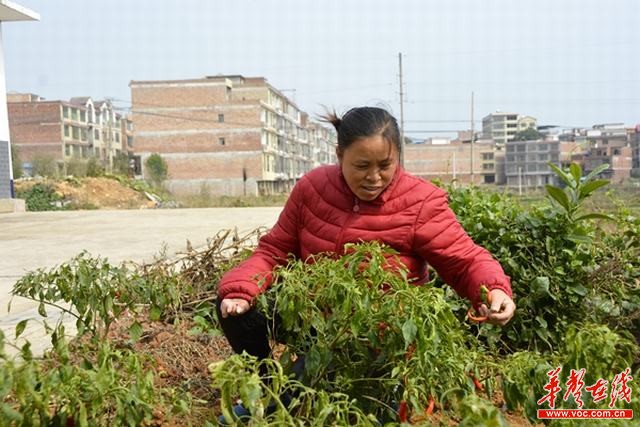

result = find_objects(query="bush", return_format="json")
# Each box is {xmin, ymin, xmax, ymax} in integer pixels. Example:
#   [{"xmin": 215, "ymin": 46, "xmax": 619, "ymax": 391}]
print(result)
[
  {"xmin": 10, "ymin": 144, "xmax": 22, "ymax": 179},
  {"xmin": 145, "ymin": 153, "xmax": 168, "ymax": 187},
  {"xmin": 86, "ymin": 157, "xmax": 104, "ymax": 177},
  {"xmin": 445, "ymin": 163, "xmax": 640, "ymax": 354},
  {"xmin": 256, "ymin": 242, "xmax": 484, "ymax": 422},
  {"xmin": 31, "ymin": 154, "xmax": 58, "ymax": 178},
  {"xmin": 16, "ymin": 183, "xmax": 64, "ymax": 211},
  {"xmin": 65, "ymin": 158, "xmax": 87, "ymax": 177},
  {"xmin": 113, "ymin": 152, "xmax": 131, "ymax": 176}
]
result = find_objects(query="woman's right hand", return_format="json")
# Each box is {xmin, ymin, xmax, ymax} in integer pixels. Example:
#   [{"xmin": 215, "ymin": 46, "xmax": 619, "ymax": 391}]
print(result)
[{"xmin": 219, "ymin": 298, "xmax": 251, "ymax": 318}]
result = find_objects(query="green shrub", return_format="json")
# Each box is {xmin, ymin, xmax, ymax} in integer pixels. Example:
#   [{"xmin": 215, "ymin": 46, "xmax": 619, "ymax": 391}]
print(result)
[
  {"xmin": 86, "ymin": 157, "xmax": 105, "ymax": 177},
  {"xmin": 145, "ymin": 153, "xmax": 168, "ymax": 187},
  {"xmin": 10, "ymin": 144, "xmax": 22, "ymax": 179},
  {"xmin": 31, "ymin": 154, "xmax": 58, "ymax": 178},
  {"xmin": 66, "ymin": 158, "xmax": 88, "ymax": 177},
  {"xmin": 16, "ymin": 183, "xmax": 64, "ymax": 211}
]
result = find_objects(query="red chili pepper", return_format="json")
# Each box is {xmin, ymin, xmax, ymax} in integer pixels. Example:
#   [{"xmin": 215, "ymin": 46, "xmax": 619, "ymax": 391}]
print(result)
[
  {"xmin": 398, "ymin": 400, "xmax": 408, "ymax": 423},
  {"xmin": 404, "ymin": 343, "xmax": 416, "ymax": 360},
  {"xmin": 426, "ymin": 395, "xmax": 435, "ymax": 415},
  {"xmin": 471, "ymin": 374, "xmax": 485, "ymax": 392},
  {"xmin": 467, "ymin": 307, "xmax": 489, "ymax": 323}
]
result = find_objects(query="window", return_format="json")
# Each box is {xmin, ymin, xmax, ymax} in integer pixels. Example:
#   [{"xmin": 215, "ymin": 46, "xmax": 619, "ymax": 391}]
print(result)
[
  {"xmin": 613, "ymin": 148, "xmax": 620, "ymax": 155},
  {"xmin": 482, "ymin": 153, "xmax": 494, "ymax": 160},
  {"xmin": 218, "ymin": 114, "xmax": 224, "ymax": 123},
  {"xmin": 80, "ymin": 111, "xmax": 86, "ymax": 122},
  {"xmin": 65, "ymin": 145, "xmax": 72, "ymax": 156},
  {"xmin": 219, "ymin": 137, "xmax": 226, "ymax": 146},
  {"xmin": 64, "ymin": 125, "xmax": 70, "ymax": 137},
  {"xmin": 94, "ymin": 129, "xmax": 100, "ymax": 140},
  {"xmin": 115, "ymin": 133, "xmax": 120, "ymax": 143}
]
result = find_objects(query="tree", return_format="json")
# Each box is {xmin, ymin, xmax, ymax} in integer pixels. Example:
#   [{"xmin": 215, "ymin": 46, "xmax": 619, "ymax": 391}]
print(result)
[
  {"xmin": 10, "ymin": 144, "xmax": 23, "ymax": 179},
  {"xmin": 31, "ymin": 154, "xmax": 58, "ymax": 178},
  {"xmin": 512, "ymin": 128, "xmax": 543, "ymax": 141},
  {"xmin": 113, "ymin": 152, "xmax": 131, "ymax": 176},
  {"xmin": 86, "ymin": 157, "xmax": 105, "ymax": 177},
  {"xmin": 145, "ymin": 153, "xmax": 168, "ymax": 187}
]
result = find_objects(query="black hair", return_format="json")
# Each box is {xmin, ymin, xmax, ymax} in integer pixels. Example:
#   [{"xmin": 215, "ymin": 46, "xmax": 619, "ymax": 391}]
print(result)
[{"xmin": 321, "ymin": 107, "xmax": 401, "ymax": 154}]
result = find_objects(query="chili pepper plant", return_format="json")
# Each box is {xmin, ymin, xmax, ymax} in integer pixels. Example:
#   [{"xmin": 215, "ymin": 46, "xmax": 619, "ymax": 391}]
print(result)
[{"xmin": 248, "ymin": 242, "xmax": 492, "ymax": 422}]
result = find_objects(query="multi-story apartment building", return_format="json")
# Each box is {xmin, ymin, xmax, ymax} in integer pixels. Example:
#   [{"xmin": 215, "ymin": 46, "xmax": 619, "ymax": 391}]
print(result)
[
  {"xmin": 632, "ymin": 124, "xmax": 640, "ymax": 178},
  {"xmin": 504, "ymin": 139, "xmax": 561, "ymax": 190},
  {"xmin": 482, "ymin": 112, "xmax": 537, "ymax": 148},
  {"xmin": 130, "ymin": 75, "xmax": 335, "ymax": 196},
  {"xmin": 404, "ymin": 139, "xmax": 496, "ymax": 184},
  {"xmin": 582, "ymin": 123, "xmax": 633, "ymax": 183},
  {"xmin": 8, "ymin": 93, "xmax": 125, "ymax": 175}
]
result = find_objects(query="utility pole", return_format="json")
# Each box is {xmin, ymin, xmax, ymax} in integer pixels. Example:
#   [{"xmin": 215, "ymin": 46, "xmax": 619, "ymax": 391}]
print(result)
[
  {"xmin": 470, "ymin": 91, "xmax": 475, "ymax": 184},
  {"xmin": 398, "ymin": 52, "xmax": 405, "ymax": 168}
]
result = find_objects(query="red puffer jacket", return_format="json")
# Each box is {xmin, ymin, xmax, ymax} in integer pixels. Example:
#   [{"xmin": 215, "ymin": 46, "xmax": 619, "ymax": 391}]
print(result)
[{"xmin": 218, "ymin": 165, "xmax": 511, "ymax": 305}]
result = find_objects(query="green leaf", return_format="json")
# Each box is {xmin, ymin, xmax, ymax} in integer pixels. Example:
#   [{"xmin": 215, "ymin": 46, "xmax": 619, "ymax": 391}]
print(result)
[
  {"xmin": 574, "ymin": 212, "xmax": 615, "ymax": 222},
  {"xmin": 37, "ymin": 302, "xmax": 47, "ymax": 317},
  {"xmin": 402, "ymin": 319, "xmax": 417, "ymax": 345},
  {"xmin": 129, "ymin": 321, "xmax": 143, "ymax": 342},
  {"xmin": 532, "ymin": 277, "xmax": 550, "ymax": 296},
  {"xmin": 566, "ymin": 234, "xmax": 592, "ymax": 244},
  {"xmin": 570, "ymin": 284, "xmax": 588, "ymax": 296},
  {"xmin": 535, "ymin": 316, "xmax": 548, "ymax": 328},
  {"xmin": 583, "ymin": 163, "xmax": 609, "ymax": 182},
  {"xmin": 569, "ymin": 163, "xmax": 582, "ymax": 184},
  {"xmin": 149, "ymin": 306, "xmax": 162, "ymax": 321},
  {"xmin": 20, "ymin": 341, "xmax": 32, "ymax": 361},
  {"xmin": 15, "ymin": 319, "xmax": 27, "ymax": 339},
  {"xmin": 0, "ymin": 403, "xmax": 22, "ymax": 422},
  {"xmin": 548, "ymin": 163, "xmax": 573, "ymax": 188},
  {"xmin": 578, "ymin": 179, "xmax": 609, "ymax": 199},
  {"xmin": 545, "ymin": 185, "xmax": 570, "ymax": 212},
  {"xmin": 306, "ymin": 346, "xmax": 321, "ymax": 375}
]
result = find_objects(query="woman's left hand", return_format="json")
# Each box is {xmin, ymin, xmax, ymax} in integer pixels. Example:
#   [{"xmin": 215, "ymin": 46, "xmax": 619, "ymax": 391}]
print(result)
[{"xmin": 478, "ymin": 289, "xmax": 516, "ymax": 326}]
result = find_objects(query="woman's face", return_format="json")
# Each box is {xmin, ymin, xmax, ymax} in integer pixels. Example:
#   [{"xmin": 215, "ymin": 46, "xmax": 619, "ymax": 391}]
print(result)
[{"xmin": 337, "ymin": 135, "xmax": 399, "ymax": 201}]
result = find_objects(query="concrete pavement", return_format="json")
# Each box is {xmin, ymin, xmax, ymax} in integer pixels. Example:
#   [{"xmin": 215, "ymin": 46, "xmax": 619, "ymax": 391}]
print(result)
[{"xmin": 0, "ymin": 207, "xmax": 282, "ymax": 355}]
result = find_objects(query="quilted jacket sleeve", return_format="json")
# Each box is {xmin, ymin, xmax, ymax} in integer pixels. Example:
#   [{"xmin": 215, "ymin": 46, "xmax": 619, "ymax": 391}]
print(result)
[
  {"xmin": 217, "ymin": 181, "xmax": 303, "ymax": 302},
  {"xmin": 413, "ymin": 185, "xmax": 512, "ymax": 305}
]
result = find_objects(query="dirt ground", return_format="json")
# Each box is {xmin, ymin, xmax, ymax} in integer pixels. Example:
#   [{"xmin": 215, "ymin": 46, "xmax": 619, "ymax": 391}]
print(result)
[{"xmin": 14, "ymin": 177, "xmax": 157, "ymax": 209}]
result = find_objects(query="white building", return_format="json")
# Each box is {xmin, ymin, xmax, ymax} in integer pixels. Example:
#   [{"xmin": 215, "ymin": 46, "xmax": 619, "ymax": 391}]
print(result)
[{"xmin": 0, "ymin": 1, "xmax": 39, "ymax": 212}]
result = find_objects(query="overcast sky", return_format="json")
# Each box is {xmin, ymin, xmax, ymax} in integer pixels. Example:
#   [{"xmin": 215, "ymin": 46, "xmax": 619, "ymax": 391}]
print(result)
[{"xmin": 4, "ymin": 0, "xmax": 639, "ymax": 139}]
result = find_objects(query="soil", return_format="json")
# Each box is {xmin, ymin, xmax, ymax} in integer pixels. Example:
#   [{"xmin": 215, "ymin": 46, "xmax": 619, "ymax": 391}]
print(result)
[{"xmin": 15, "ymin": 177, "xmax": 157, "ymax": 210}]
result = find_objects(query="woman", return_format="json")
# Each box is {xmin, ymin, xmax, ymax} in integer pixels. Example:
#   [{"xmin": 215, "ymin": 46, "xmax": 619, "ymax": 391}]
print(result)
[{"xmin": 217, "ymin": 106, "xmax": 516, "ymax": 361}]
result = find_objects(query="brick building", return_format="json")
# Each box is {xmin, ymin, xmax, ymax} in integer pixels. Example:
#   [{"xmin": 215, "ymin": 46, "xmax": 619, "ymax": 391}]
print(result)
[
  {"xmin": 8, "ymin": 93, "xmax": 126, "ymax": 175},
  {"xmin": 130, "ymin": 75, "xmax": 335, "ymax": 196},
  {"xmin": 582, "ymin": 124, "xmax": 633, "ymax": 183},
  {"xmin": 404, "ymin": 139, "xmax": 496, "ymax": 185},
  {"xmin": 632, "ymin": 124, "xmax": 640, "ymax": 178}
]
